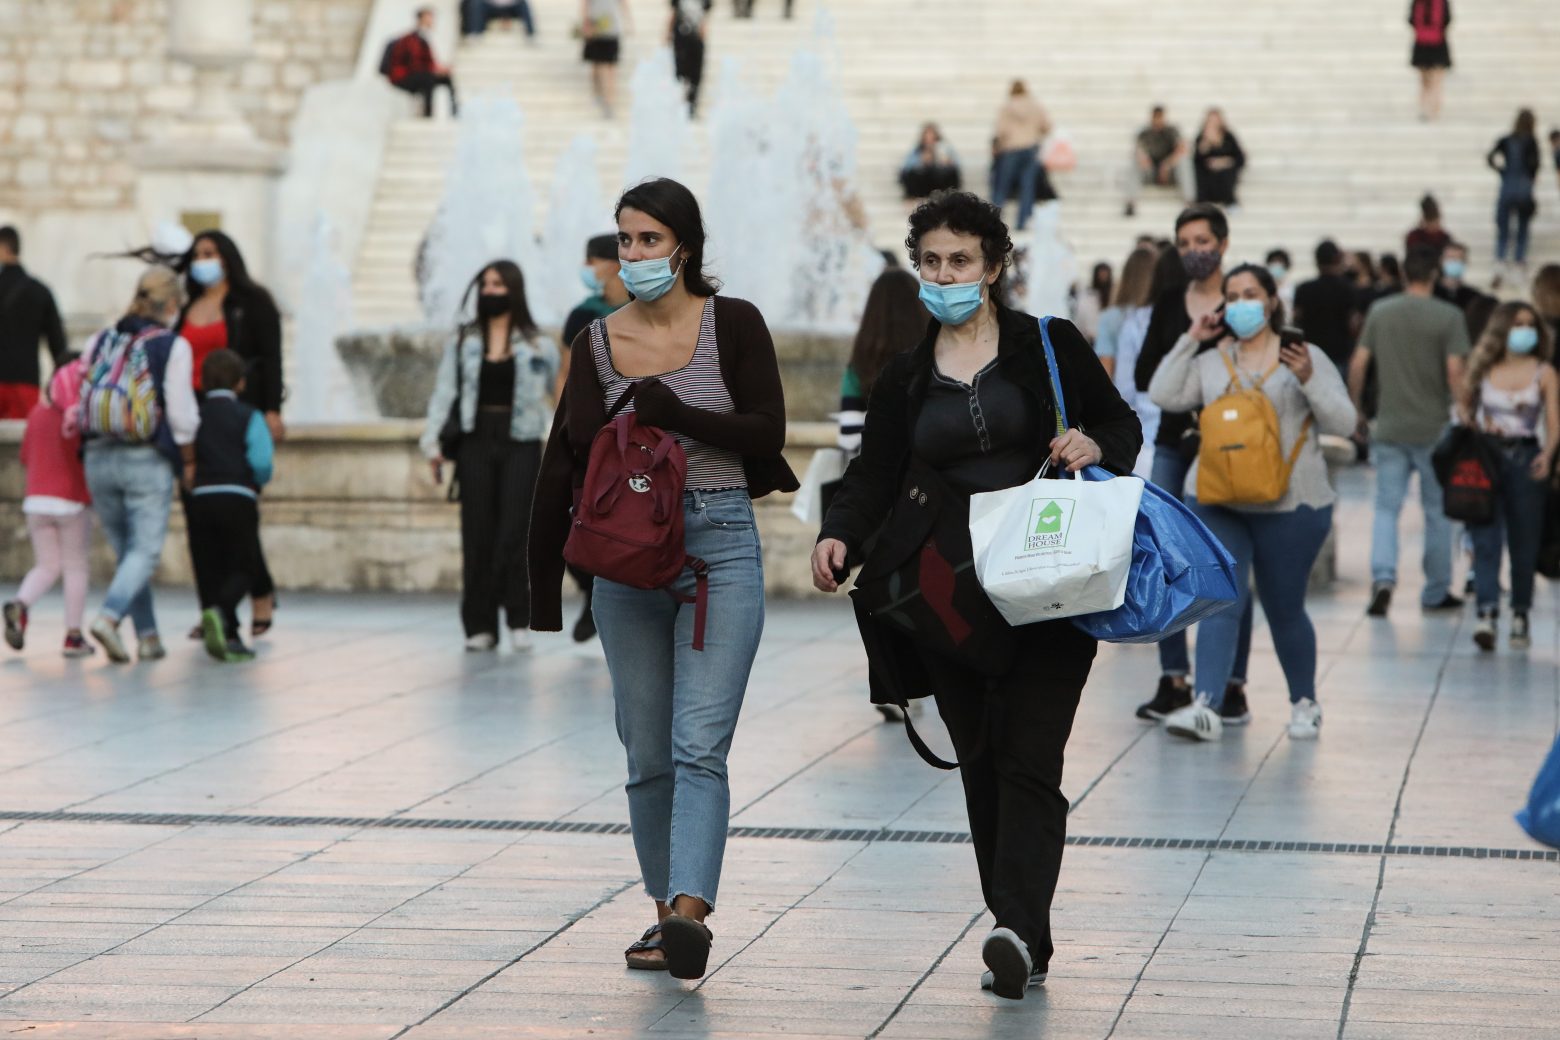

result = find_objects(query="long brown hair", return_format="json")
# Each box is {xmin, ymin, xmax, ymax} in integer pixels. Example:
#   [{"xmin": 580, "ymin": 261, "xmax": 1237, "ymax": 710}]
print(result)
[
  {"xmin": 1464, "ymin": 301, "xmax": 1554, "ymax": 401},
  {"xmin": 1532, "ymin": 264, "xmax": 1560, "ymax": 322},
  {"xmin": 1112, "ymin": 246, "xmax": 1158, "ymax": 309},
  {"xmin": 1514, "ymin": 108, "xmax": 1537, "ymax": 138},
  {"xmin": 849, "ymin": 268, "xmax": 928, "ymax": 397}
]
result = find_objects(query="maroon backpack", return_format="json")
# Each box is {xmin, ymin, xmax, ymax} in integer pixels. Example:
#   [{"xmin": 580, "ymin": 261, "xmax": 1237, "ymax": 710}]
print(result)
[{"xmin": 563, "ymin": 386, "xmax": 711, "ymax": 649}]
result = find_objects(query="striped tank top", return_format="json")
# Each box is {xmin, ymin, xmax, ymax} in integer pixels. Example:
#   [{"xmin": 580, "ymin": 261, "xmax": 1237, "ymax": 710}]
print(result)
[{"xmin": 591, "ymin": 297, "xmax": 748, "ymax": 491}]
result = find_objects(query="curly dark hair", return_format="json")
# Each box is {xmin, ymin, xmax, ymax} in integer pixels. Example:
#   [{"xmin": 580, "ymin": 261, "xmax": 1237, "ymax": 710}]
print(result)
[{"xmin": 904, "ymin": 191, "xmax": 1014, "ymax": 288}]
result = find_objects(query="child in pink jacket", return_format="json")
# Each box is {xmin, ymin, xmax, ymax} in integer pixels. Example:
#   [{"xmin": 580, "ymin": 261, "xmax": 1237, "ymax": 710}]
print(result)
[{"xmin": 4, "ymin": 361, "xmax": 94, "ymax": 657}]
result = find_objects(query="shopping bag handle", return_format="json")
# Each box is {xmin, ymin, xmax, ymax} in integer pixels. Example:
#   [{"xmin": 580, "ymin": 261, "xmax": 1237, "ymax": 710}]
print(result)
[{"xmin": 1038, "ymin": 315, "xmax": 1069, "ymax": 436}]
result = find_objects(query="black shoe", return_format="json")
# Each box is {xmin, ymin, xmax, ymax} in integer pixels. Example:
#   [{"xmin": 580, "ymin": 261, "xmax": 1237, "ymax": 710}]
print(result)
[
  {"xmin": 1367, "ymin": 584, "xmax": 1392, "ymax": 617},
  {"xmin": 1423, "ymin": 594, "xmax": 1464, "ymax": 612},
  {"xmin": 1136, "ymin": 676, "xmax": 1192, "ymax": 721},
  {"xmin": 1123, "ymin": 202, "xmax": 1136, "ymax": 218},
  {"xmin": 1219, "ymin": 683, "xmax": 1251, "ymax": 726},
  {"xmin": 1463, "ymin": 574, "xmax": 1476, "ymax": 597},
  {"xmin": 571, "ymin": 601, "xmax": 597, "ymax": 643}
]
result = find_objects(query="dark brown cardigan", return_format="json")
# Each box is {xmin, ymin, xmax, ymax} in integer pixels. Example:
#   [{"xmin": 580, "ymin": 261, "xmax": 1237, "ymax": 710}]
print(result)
[{"xmin": 528, "ymin": 294, "xmax": 800, "ymax": 631}]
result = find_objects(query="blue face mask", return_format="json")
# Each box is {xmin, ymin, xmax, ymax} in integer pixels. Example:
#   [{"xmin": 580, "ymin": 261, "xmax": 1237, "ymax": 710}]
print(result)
[
  {"xmin": 1267, "ymin": 264, "xmax": 1289, "ymax": 284},
  {"xmin": 918, "ymin": 277, "xmax": 986, "ymax": 327},
  {"xmin": 619, "ymin": 243, "xmax": 685, "ymax": 303},
  {"xmin": 190, "ymin": 258, "xmax": 224, "ymax": 287},
  {"xmin": 1508, "ymin": 326, "xmax": 1540, "ymax": 355},
  {"xmin": 580, "ymin": 265, "xmax": 604, "ymax": 294},
  {"xmin": 1442, "ymin": 258, "xmax": 1466, "ymax": 281},
  {"xmin": 1224, "ymin": 299, "xmax": 1269, "ymax": 341}
]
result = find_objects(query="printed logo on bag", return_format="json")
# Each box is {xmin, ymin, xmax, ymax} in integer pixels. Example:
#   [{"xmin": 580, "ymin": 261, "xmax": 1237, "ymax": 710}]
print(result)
[
  {"xmin": 628, "ymin": 475, "xmax": 652, "ymax": 494},
  {"xmin": 1024, "ymin": 498, "xmax": 1074, "ymax": 551}
]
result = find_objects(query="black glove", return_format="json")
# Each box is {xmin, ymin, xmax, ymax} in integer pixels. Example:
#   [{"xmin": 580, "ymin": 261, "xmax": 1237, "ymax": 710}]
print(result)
[{"xmin": 632, "ymin": 377, "xmax": 683, "ymax": 428}]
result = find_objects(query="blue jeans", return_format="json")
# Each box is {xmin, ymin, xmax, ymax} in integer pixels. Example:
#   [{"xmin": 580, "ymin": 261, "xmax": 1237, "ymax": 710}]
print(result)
[
  {"xmin": 1470, "ymin": 440, "xmax": 1548, "ymax": 613},
  {"xmin": 1150, "ymin": 445, "xmax": 1253, "ymax": 682},
  {"xmin": 1370, "ymin": 440, "xmax": 1452, "ymax": 606},
  {"xmin": 990, "ymin": 146, "xmax": 1041, "ymax": 230},
  {"xmin": 592, "ymin": 489, "xmax": 765, "ymax": 911},
  {"xmin": 1188, "ymin": 501, "xmax": 1334, "ymax": 709},
  {"xmin": 84, "ymin": 443, "xmax": 175, "ymax": 636},
  {"xmin": 1496, "ymin": 192, "xmax": 1533, "ymax": 264}
]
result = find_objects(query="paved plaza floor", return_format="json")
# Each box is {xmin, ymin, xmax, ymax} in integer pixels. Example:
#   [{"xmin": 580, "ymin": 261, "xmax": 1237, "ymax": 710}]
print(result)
[{"xmin": 0, "ymin": 470, "xmax": 1556, "ymax": 1038}]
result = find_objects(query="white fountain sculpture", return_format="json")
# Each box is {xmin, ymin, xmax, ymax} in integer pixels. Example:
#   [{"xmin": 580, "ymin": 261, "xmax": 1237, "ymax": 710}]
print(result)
[
  {"xmin": 704, "ymin": 15, "xmax": 881, "ymax": 332},
  {"xmin": 287, "ymin": 214, "xmax": 368, "ymax": 424},
  {"xmin": 539, "ymin": 134, "xmax": 613, "ymax": 329},
  {"xmin": 623, "ymin": 48, "xmax": 692, "ymax": 189},
  {"xmin": 419, "ymin": 95, "xmax": 547, "ymax": 329}
]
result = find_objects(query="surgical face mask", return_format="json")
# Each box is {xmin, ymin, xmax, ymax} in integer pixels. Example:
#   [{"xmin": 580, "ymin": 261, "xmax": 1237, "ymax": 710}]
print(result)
[
  {"xmin": 918, "ymin": 276, "xmax": 986, "ymax": 327},
  {"xmin": 1442, "ymin": 258, "xmax": 1466, "ymax": 281},
  {"xmin": 1224, "ymin": 299, "xmax": 1269, "ymax": 341},
  {"xmin": 1267, "ymin": 264, "xmax": 1289, "ymax": 283},
  {"xmin": 619, "ymin": 243, "xmax": 685, "ymax": 303},
  {"xmin": 1181, "ymin": 248, "xmax": 1221, "ymax": 281},
  {"xmin": 580, "ymin": 265, "xmax": 605, "ymax": 294},
  {"xmin": 190, "ymin": 258, "xmax": 224, "ymax": 287},
  {"xmin": 1508, "ymin": 325, "xmax": 1540, "ymax": 355}
]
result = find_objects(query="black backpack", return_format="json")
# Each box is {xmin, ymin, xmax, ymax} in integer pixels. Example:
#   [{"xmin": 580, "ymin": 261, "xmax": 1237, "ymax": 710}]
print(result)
[{"xmin": 378, "ymin": 39, "xmax": 396, "ymax": 79}]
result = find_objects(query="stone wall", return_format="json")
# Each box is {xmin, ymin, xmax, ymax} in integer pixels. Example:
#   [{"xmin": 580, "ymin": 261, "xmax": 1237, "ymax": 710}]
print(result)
[
  {"xmin": 0, "ymin": 421, "xmax": 840, "ymax": 600},
  {"xmin": 0, "ymin": 0, "xmax": 373, "ymax": 214}
]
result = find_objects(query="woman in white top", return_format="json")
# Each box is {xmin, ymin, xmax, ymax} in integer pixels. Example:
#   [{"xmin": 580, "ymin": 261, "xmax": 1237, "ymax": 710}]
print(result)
[
  {"xmin": 1149, "ymin": 263, "xmax": 1357, "ymax": 743},
  {"xmin": 1457, "ymin": 301, "xmax": 1559, "ymax": 652}
]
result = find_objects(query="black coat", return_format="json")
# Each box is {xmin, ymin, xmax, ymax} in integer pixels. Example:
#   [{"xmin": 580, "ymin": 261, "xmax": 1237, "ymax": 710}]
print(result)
[
  {"xmin": 0, "ymin": 264, "xmax": 68, "ymax": 387},
  {"xmin": 819, "ymin": 305, "xmax": 1143, "ymax": 704},
  {"xmin": 177, "ymin": 289, "xmax": 284, "ymax": 413}
]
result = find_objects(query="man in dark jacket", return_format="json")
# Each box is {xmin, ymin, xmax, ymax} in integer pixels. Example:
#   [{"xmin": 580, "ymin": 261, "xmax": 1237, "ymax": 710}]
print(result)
[
  {"xmin": 384, "ymin": 7, "xmax": 458, "ymax": 118},
  {"xmin": 0, "ymin": 226, "xmax": 69, "ymax": 419}
]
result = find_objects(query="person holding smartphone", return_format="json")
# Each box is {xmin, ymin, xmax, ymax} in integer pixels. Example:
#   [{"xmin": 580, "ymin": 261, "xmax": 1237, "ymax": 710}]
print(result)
[{"xmin": 1147, "ymin": 264, "xmax": 1358, "ymax": 742}]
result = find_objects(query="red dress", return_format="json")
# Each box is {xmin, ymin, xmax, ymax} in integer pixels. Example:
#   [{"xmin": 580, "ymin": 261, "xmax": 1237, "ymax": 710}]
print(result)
[{"xmin": 181, "ymin": 318, "xmax": 228, "ymax": 393}]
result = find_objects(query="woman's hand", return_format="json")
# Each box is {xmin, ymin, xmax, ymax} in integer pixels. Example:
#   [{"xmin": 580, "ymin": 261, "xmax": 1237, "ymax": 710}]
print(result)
[
  {"xmin": 1531, "ymin": 449, "xmax": 1554, "ymax": 482},
  {"xmin": 1280, "ymin": 342, "xmax": 1314, "ymax": 384},
  {"xmin": 1050, "ymin": 430, "xmax": 1102, "ymax": 473},
  {"xmin": 811, "ymin": 539, "xmax": 848, "ymax": 593},
  {"xmin": 430, "ymin": 454, "xmax": 445, "ymax": 484},
  {"xmin": 632, "ymin": 378, "xmax": 681, "ymax": 427},
  {"xmin": 265, "ymin": 411, "xmax": 286, "ymax": 442},
  {"xmin": 1191, "ymin": 308, "xmax": 1228, "ymax": 344}
]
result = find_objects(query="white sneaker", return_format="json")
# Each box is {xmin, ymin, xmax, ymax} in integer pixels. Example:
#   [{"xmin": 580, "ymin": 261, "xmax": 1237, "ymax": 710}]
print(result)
[
  {"xmin": 1287, "ymin": 698, "xmax": 1322, "ymax": 740},
  {"xmin": 1164, "ymin": 695, "xmax": 1223, "ymax": 742},
  {"xmin": 506, "ymin": 629, "xmax": 533, "ymax": 653},
  {"xmin": 980, "ymin": 928, "xmax": 1035, "ymax": 1000},
  {"xmin": 464, "ymin": 632, "xmax": 497, "ymax": 652},
  {"xmin": 1473, "ymin": 614, "xmax": 1496, "ymax": 653}
]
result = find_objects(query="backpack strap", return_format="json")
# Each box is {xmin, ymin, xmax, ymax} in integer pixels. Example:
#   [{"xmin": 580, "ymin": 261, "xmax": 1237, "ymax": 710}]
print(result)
[
  {"xmin": 1037, "ymin": 316, "xmax": 1068, "ymax": 436},
  {"xmin": 1283, "ymin": 414, "xmax": 1315, "ymax": 478}
]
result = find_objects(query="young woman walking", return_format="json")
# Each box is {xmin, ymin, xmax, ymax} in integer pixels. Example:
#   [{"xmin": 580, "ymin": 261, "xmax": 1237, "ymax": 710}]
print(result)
[
  {"xmin": 1458, "ymin": 302, "xmax": 1559, "ymax": 651},
  {"xmin": 423, "ymin": 260, "xmax": 557, "ymax": 651},
  {"xmin": 529, "ymin": 178, "xmax": 796, "ymax": 979}
]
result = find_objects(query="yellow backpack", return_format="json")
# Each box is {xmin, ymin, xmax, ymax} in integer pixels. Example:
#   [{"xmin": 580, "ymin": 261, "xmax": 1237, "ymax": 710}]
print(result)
[{"xmin": 1195, "ymin": 350, "xmax": 1312, "ymax": 506}]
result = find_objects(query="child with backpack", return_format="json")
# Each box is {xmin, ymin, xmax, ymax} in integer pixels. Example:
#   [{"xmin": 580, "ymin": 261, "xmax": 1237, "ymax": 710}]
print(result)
[
  {"xmin": 80, "ymin": 266, "xmax": 200, "ymax": 664},
  {"xmin": 188, "ymin": 349, "xmax": 274, "ymax": 663},
  {"xmin": 1149, "ymin": 263, "xmax": 1357, "ymax": 742},
  {"xmin": 4, "ymin": 360, "xmax": 94, "ymax": 658}
]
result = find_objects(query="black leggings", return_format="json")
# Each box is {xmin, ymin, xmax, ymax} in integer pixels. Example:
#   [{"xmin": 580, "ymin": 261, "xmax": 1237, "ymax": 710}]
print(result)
[
  {"xmin": 919, "ymin": 622, "xmax": 1095, "ymax": 973},
  {"xmin": 396, "ymin": 72, "xmax": 458, "ymax": 117},
  {"xmin": 188, "ymin": 494, "xmax": 261, "ymax": 640},
  {"xmin": 456, "ymin": 412, "xmax": 540, "ymax": 637}
]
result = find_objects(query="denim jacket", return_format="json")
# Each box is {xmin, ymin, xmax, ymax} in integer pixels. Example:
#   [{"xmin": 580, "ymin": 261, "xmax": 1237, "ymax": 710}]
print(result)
[{"xmin": 420, "ymin": 328, "xmax": 559, "ymax": 458}]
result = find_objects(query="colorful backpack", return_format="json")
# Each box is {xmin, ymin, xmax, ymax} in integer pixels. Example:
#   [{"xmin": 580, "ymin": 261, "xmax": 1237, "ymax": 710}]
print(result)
[{"xmin": 80, "ymin": 326, "xmax": 165, "ymax": 443}]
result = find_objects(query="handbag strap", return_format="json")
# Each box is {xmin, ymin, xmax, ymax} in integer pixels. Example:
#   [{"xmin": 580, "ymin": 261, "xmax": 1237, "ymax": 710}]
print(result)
[{"xmin": 1038, "ymin": 315, "xmax": 1068, "ymax": 437}]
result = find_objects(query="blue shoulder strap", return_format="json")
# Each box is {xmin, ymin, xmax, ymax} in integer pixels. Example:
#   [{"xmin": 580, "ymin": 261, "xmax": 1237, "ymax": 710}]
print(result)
[{"xmin": 1038, "ymin": 316, "xmax": 1069, "ymax": 436}]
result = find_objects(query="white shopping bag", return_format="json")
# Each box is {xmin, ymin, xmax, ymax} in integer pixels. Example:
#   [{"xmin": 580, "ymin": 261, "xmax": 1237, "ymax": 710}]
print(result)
[
  {"xmin": 790, "ymin": 447, "xmax": 848, "ymax": 525},
  {"xmin": 968, "ymin": 467, "xmax": 1143, "ymax": 626}
]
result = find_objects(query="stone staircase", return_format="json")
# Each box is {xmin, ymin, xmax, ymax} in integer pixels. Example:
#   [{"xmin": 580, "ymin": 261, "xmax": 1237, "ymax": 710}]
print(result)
[{"xmin": 351, "ymin": 0, "xmax": 1560, "ymax": 326}]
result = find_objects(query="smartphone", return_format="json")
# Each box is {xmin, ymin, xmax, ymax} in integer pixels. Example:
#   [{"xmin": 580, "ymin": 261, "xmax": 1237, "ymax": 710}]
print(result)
[{"xmin": 1279, "ymin": 325, "xmax": 1305, "ymax": 349}]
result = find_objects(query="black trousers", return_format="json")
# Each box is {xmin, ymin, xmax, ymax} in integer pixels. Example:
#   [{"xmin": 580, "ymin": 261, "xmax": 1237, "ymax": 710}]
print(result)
[
  {"xmin": 457, "ymin": 412, "xmax": 540, "ymax": 637},
  {"xmin": 920, "ymin": 623, "xmax": 1094, "ymax": 972},
  {"xmin": 396, "ymin": 72, "xmax": 458, "ymax": 117},
  {"xmin": 183, "ymin": 488, "xmax": 273, "ymax": 610},
  {"xmin": 672, "ymin": 31, "xmax": 705, "ymax": 112},
  {"xmin": 188, "ymin": 493, "xmax": 261, "ymax": 640}
]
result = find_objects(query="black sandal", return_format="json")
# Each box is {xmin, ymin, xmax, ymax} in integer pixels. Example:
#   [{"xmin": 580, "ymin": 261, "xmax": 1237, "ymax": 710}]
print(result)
[
  {"xmin": 659, "ymin": 914, "xmax": 713, "ymax": 980},
  {"xmin": 624, "ymin": 924, "xmax": 669, "ymax": 971}
]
